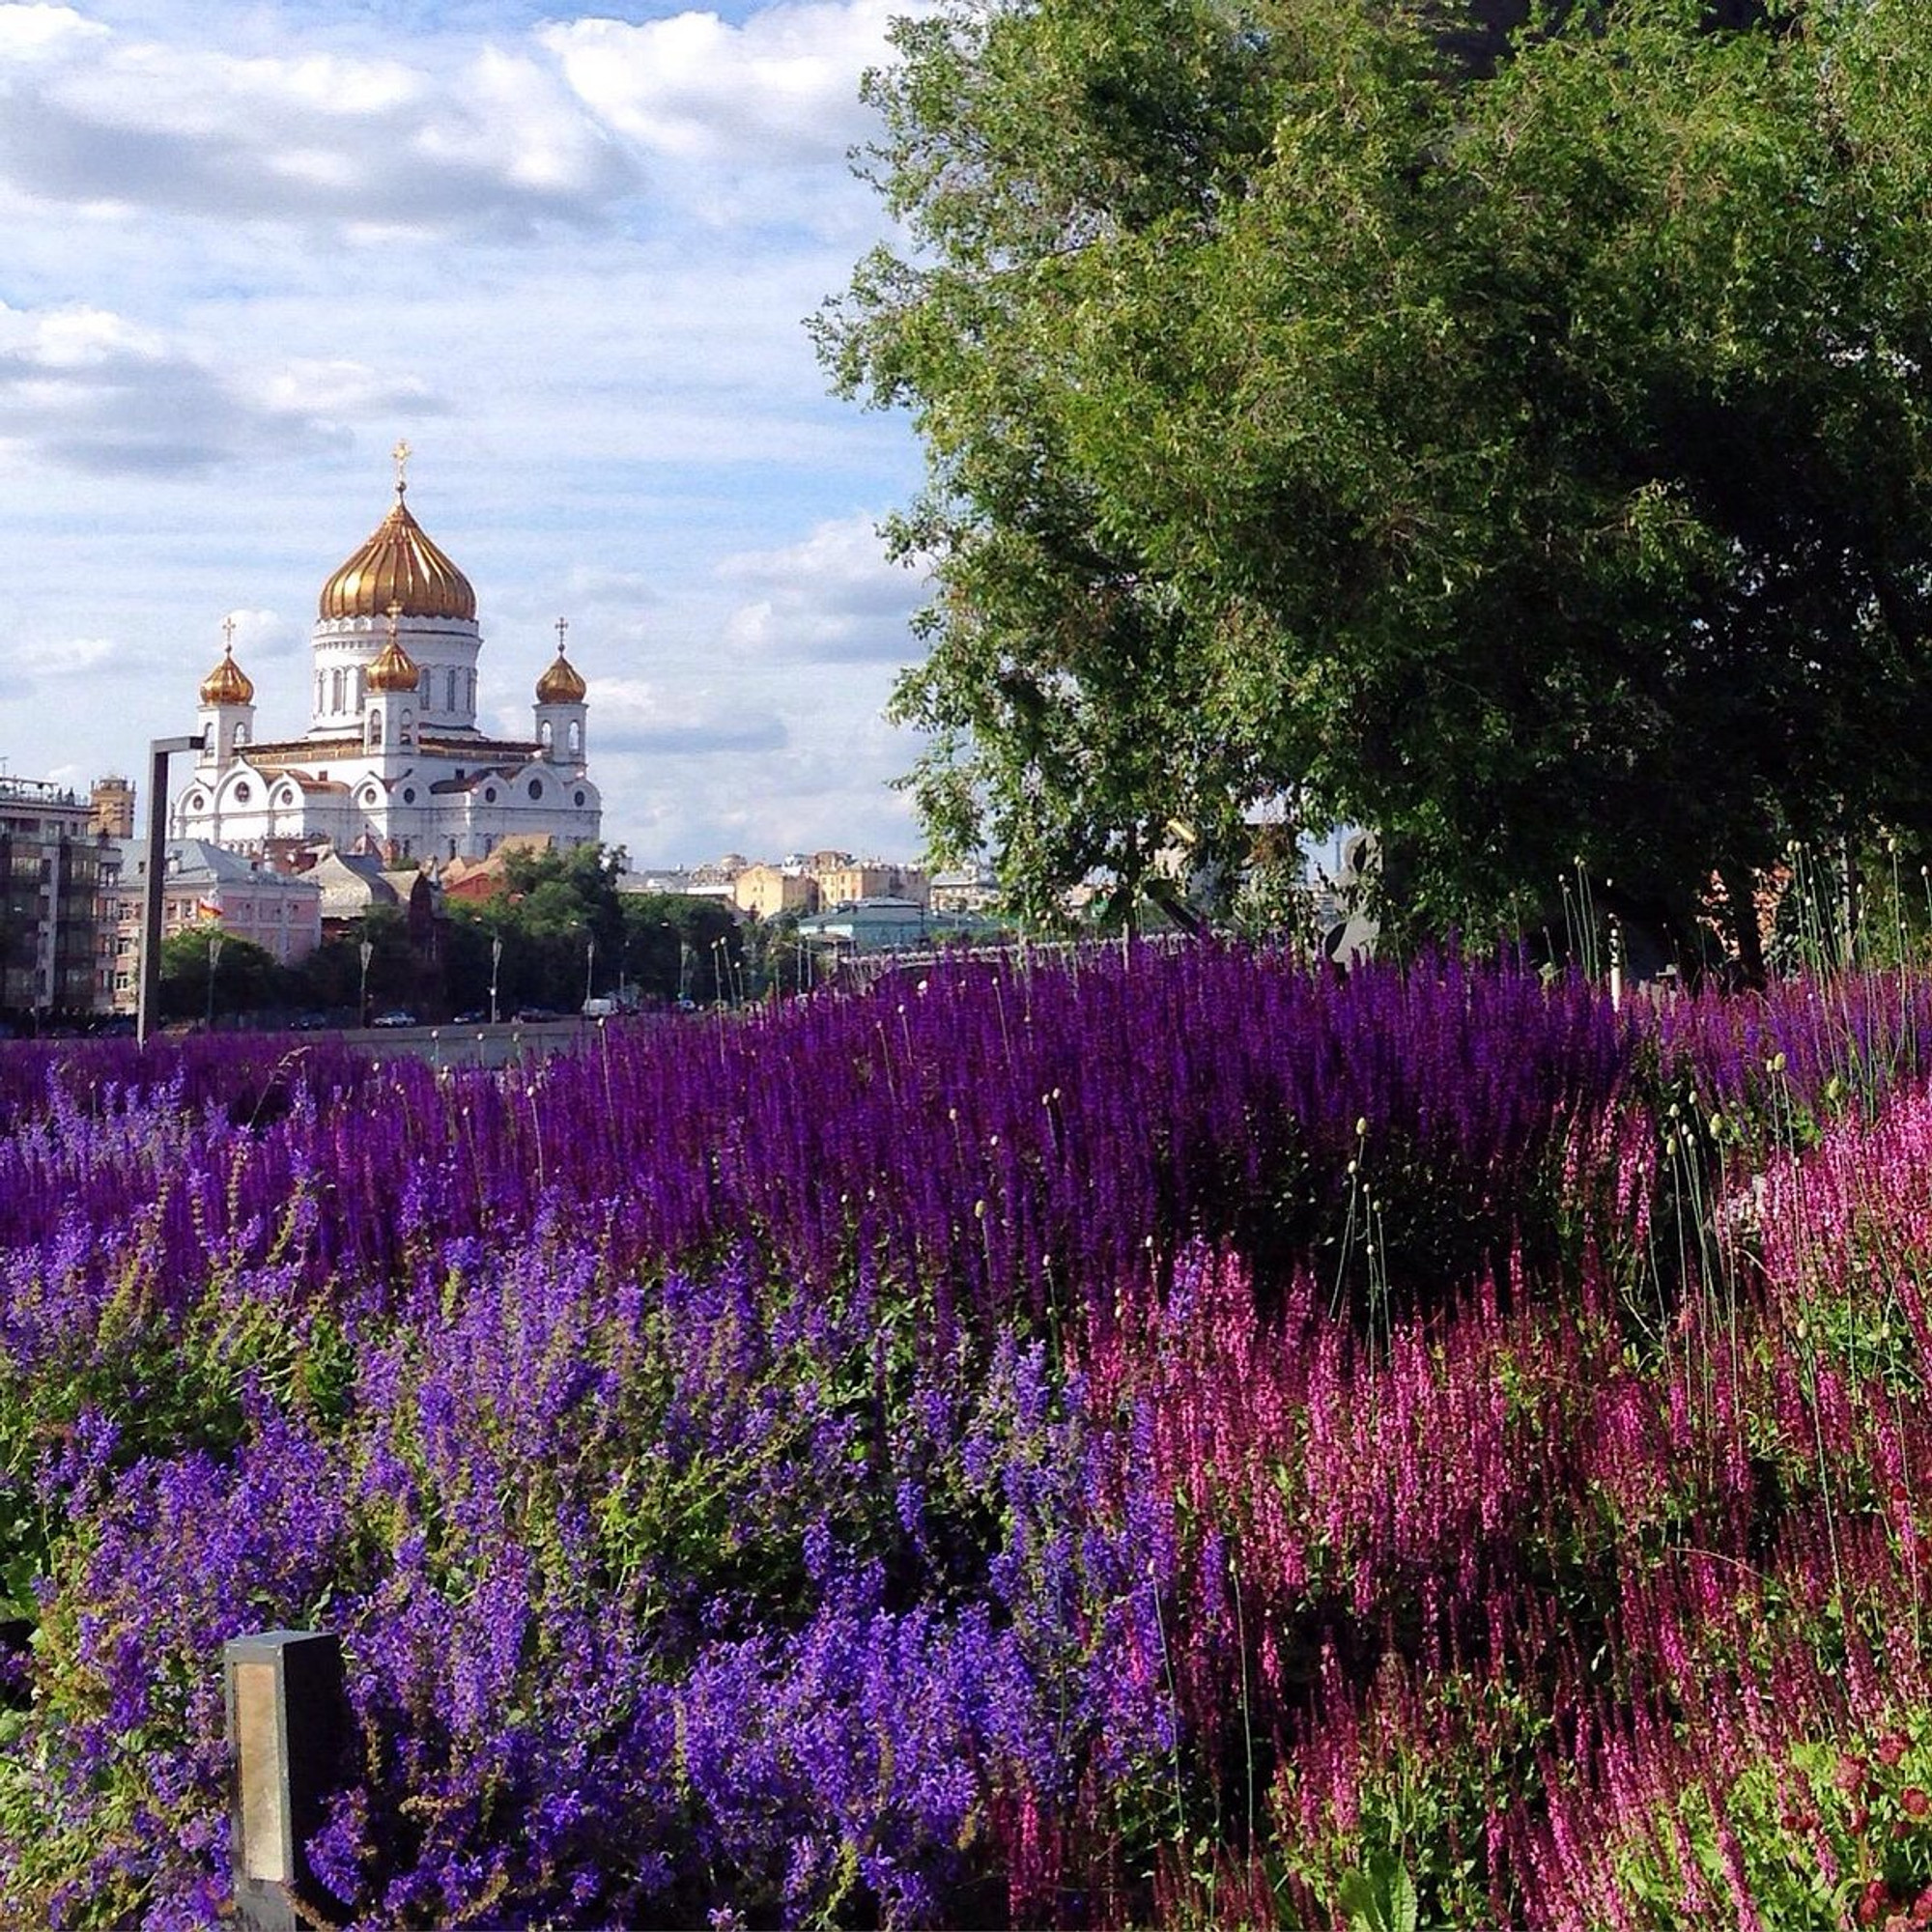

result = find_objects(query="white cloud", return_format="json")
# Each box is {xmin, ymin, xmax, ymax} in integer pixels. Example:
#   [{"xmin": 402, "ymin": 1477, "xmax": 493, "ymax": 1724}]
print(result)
[
  {"xmin": 0, "ymin": 19, "xmax": 639, "ymax": 234},
  {"xmin": 0, "ymin": 4, "xmax": 103, "ymax": 60},
  {"xmin": 545, "ymin": 0, "xmax": 912, "ymax": 165},
  {"xmin": 0, "ymin": 631, "xmax": 133, "ymax": 680},
  {"xmin": 719, "ymin": 511, "xmax": 924, "ymax": 663},
  {"xmin": 0, "ymin": 301, "xmax": 454, "ymax": 475},
  {"xmin": 588, "ymin": 674, "xmax": 790, "ymax": 755},
  {"xmin": 2, "ymin": 302, "xmax": 162, "ymax": 364},
  {"xmin": 560, "ymin": 564, "xmax": 665, "ymax": 607},
  {"xmin": 0, "ymin": 308, "xmax": 317, "ymax": 475},
  {"xmin": 220, "ymin": 607, "xmax": 302, "ymax": 661},
  {"xmin": 256, "ymin": 359, "xmax": 450, "ymax": 421}
]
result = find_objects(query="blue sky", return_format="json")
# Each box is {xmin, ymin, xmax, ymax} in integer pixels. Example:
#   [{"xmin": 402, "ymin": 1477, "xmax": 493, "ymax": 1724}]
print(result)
[{"xmin": 0, "ymin": 0, "xmax": 938, "ymax": 865}]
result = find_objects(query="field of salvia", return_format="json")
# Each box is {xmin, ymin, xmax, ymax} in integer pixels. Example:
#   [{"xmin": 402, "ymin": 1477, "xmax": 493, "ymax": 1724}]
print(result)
[{"xmin": 4, "ymin": 944, "xmax": 1932, "ymax": 1928}]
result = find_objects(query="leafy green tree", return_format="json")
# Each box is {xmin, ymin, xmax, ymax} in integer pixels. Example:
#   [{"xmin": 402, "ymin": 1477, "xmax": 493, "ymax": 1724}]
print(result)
[
  {"xmin": 740, "ymin": 913, "xmax": 818, "ymax": 1001},
  {"xmin": 821, "ymin": 0, "xmax": 1932, "ymax": 968},
  {"xmin": 289, "ymin": 934, "xmax": 365, "ymax": 1016},
  {"xmin": 285, "ymin": 904, "xmax": 431, "ymax": 1019},
  {"xmin": 616, "ymin": 893, "xmax": 743, "ymax": 1005},
  {"xmin": 441, "ymin": 849, "xmax": 747, "ymax": 1011},
  {"xmin": 158, "ymin": 929, "xmax": 287, "ymax": 1021}
]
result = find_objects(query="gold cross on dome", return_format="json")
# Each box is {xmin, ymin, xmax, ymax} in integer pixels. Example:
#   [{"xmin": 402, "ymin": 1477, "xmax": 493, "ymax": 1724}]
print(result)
[
  {"xmin": 554, "ymin": 616, "xmax": 570, "ymax": 654},
  {"xmin": 221, "ymin": 613, "xmax": 237, "ymax": 651},
  {"xmin": 392, "ymin": 439, "xmax": 412, "ymax": 495},
  {"xmin": 386, "ymin": 599, "xmax": 403, "ymax": 640}
]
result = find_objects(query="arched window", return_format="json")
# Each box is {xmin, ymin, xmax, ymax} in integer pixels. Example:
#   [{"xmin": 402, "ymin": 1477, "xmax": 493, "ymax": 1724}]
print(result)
[
  {"xmin": 331, "ymin": 668, "xmax": 345, "ymax": 712},
  {"xmin": 540, "ymin": 720, "xmax": 554, "ymax": 750},
  {"xmin": 355, "ymin": 668, "xmax": 366, "ymax": 710},
  {"xmin": 447, "ymin": 668, "xmax": 460, "ymax": 712},
  {"xmin": 368, "ymin": 713, "xmax": 383, "ymax": 749},
  {"xmin": 233, "ymin": 723, "xmax": 249, "ymax": 748},
  {"xmin": 315, "ymin": 673, "xmax": 325, "ymax": 713},
  {"xmin": 568, "ymin": 721, "xmax": 582, "ymax": 756},
  {"xmin": 529, "ymin": 779, "xmax": 544, "ymax": 801},
  {"xmin": 400, "ymin": 709, "xmax": 414, "ymax": 747}
]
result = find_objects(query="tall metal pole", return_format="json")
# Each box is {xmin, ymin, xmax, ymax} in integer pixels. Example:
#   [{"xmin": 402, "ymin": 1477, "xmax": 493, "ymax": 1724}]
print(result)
[
  {"xmin": 137, "ymin": 735, "xmax": 204, "ymax": 1050},
  {"xmin": 206, "ymin": 929, "xmax": 224, "ymax": 1031}
]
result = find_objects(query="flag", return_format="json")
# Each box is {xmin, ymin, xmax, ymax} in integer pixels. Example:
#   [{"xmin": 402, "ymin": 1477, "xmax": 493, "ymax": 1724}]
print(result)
[{"xmin": 196, "ymin": 896, "xmax": 222, "ymax": 921}]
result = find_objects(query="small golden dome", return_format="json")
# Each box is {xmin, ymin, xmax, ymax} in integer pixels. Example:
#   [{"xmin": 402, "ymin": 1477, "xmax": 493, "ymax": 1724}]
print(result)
[
  {"xmin": 199, "ymin": 643, "xmax": 254, "ymax": 707},
  {"xmin": 367, "ymin": 633, "xmax": 421, "ymax": 694},
  {"xmin": 319, "ymin": 483, "xmax": 476, "ymax": 622},
  {"xmin": 536, "ymin": 648, "xmax": 586, "ymax": 705}
]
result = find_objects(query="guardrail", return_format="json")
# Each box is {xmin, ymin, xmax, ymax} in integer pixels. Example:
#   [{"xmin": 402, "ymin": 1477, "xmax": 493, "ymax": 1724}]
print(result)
[{"xmin": 334, "ymin": 1017, "xmax": 598, "ymax": 1069}]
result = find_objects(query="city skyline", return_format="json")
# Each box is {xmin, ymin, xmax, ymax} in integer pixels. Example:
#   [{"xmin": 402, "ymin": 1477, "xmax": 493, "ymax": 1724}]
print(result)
[{"xmin": 0, "ymin": 0, "xmax": 935, "ymax": 866}]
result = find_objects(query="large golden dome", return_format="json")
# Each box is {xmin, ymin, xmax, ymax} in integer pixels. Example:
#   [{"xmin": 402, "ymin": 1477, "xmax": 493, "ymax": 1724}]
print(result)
[
  {"xmin": 199, "ymin": 642, "xmax": 254, "ymax": 707},
  {"xmin": 319, "ymin": 483, "xmax": 476, "ymax": 622},
  {"xmin": 535, "ymin": 647, "xmax": 587, "ymax": 705}
]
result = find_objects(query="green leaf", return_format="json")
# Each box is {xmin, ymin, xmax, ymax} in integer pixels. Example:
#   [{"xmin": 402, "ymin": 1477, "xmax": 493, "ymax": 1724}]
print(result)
[
  {"xmin": 1390, "ymin": 1862, "xmax": 1419, "ymax": 1932},
  {"xmin": 1335, "ymin": 1867, "xmax": 1384, "ymax": 1932}
]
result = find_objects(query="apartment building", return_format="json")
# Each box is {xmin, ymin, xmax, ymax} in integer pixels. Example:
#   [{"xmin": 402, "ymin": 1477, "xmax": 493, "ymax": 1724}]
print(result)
[{"xmin": 0, "ymin": 776, "xmax": 105, "ymax": 1015}]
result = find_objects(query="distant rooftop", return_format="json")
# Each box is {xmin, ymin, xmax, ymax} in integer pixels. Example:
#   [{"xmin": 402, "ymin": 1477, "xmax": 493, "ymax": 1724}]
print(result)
[{"xmin": 0, "ymin": 774, "xmax": 84, "ymax": 809}]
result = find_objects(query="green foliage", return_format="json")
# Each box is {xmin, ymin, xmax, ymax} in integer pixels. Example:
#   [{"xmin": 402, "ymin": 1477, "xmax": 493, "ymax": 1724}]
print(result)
[
  {"xmin": 1336, "ymin": 1855, "xmax": 1417, "ymax": 1932},
  {"xmin": 621, "ymin": 892, "xmax": 741, "ymax": 1004},
  {"xmin": 157, "ymin": 927, "xmax": 289, "ymax": 1018},
  {"xmin": 1605, "ymin": 1723, "xmax": 1932, "ymax": 1930},
  {"xmin": 442, "ymin": 846, "xmax": 745, "ymax": 1011},
  {"xmin": 824, "ymin": 0, "xmax": 1932, "ymax": 953}
]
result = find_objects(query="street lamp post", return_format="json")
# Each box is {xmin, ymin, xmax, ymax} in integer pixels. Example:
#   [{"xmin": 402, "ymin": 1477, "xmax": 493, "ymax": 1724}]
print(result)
[
  {"xmin": 583, "ymin": 931, "xmax": 596, "ymax": 1009},
  {"xmin": 357, "ymin": 939, "xmax": 374, "ymax": 1029},
  {"xmin": 490, "ymin": 933, "xmax": 503, "ymax": 1025},
  {"xmin": 206, "ymin": 929, "xmax": 224, "ymax": 1031},
  {"xmin": 136, "ymin": 733, "xmax": 207, "ymax": 1050}
]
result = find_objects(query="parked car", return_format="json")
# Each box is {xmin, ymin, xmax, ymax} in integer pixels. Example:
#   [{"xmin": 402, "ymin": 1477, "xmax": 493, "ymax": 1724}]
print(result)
[
  {"xmin": 514, "ymin": 1006, "xmax": 563, "ymax": 1023},
  {"xmin": 371, "ymin": 1009, "xmax": 418, "ymax": 1029},
  {"xmin": 452, "ymin": 1009, "xmax": 488, "ymax": 1025}
]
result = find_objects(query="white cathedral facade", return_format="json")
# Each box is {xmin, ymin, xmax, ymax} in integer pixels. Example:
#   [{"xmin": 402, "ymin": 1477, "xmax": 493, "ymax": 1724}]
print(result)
[{"xmin": 172, "ymin": 460, "xmax": 603, "ymax": 865}]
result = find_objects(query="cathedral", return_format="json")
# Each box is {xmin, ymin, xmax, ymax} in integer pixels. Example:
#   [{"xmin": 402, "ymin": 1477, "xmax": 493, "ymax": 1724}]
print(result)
[{"xmin": 172, "ymin": 449, "xmax": 603, "ymax": 866}]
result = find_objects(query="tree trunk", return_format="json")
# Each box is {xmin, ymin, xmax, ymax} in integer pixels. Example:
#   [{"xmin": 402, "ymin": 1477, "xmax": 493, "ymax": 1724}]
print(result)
[{"xmin": 1723, "ymin": 864, "xmax": 1768, "ymax": 989}]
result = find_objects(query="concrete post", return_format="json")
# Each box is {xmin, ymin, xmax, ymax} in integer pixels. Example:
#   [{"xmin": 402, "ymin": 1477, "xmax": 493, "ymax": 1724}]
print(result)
[{"xmin": 223, "ymin": 1629, "xmax": 348, "ymax": 1932}]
